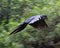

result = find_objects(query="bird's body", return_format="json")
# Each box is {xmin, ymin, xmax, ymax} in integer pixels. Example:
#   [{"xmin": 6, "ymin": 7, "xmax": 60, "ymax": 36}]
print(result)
[
  {"xmin": 29, "ymin": 19, "xmax": 48, "ymax": 29},
  {"xmin": 9, "ymin": 15, "xmax": 48, "ymax": 35}
]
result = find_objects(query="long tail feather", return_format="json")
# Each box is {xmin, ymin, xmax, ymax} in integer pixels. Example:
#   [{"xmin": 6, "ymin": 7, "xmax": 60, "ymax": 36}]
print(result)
[{"xmin": 9, "ymin": 23, "xmax": 28, "ymax": 35}]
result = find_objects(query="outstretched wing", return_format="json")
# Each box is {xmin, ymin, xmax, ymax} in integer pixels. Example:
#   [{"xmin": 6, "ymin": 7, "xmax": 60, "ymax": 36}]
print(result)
[{"xmin": 9, "ymin": 17, "xmax": 35, "ymax": 35}]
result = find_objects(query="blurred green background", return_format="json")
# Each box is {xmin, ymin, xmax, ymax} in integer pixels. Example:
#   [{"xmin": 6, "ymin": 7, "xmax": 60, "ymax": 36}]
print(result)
[{"xmin": 0, "ymin": 0, "xmax": 60, "ymax": 48}]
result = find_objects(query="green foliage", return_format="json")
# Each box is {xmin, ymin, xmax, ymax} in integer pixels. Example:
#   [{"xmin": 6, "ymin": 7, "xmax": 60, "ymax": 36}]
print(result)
[{"xmin": 0, "ymin": 0, "xmax": 60, "ymax": 48}]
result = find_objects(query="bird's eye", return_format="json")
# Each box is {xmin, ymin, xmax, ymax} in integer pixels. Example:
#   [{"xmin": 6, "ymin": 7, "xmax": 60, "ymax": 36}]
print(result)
[{"xmin": 43, "ymin": 16, "xmax": 48, "ymax": 19}]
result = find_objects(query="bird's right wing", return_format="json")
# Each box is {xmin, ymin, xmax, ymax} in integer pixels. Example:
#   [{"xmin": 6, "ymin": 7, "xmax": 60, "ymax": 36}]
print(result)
[{"xmin": 9, "ymin": 17, "xmax": 35, "ymax": 35}]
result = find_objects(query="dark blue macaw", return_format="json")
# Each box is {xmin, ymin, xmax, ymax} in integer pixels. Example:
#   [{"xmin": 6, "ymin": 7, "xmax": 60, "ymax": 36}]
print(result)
[{"xmin": 9, "ymin": 15, "xmax": 48, "ymax": 35}]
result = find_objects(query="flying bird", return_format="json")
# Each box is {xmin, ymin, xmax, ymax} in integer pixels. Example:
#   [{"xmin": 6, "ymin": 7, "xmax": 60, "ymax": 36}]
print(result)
[{"xmin": 9, "ymin": 15, "xmax": 48, "ymax": 35}]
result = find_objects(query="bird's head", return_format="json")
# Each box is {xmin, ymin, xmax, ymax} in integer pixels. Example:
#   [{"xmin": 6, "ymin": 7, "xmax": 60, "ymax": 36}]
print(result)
[{"xmin": 41, "ymin": 15, "xmax": 48, "ymax": 20}]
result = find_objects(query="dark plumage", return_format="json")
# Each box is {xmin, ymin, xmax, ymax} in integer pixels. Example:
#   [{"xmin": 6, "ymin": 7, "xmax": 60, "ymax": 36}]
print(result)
[{"xmin": 9, "ymin": 15, "xmax": 48, "ymax": 35}]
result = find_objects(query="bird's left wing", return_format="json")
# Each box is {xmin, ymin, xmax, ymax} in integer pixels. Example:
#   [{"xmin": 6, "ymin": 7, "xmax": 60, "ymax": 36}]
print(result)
[{"xmin": 9, "ymin": 17, "xmax": 35, "ymax": 35}]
